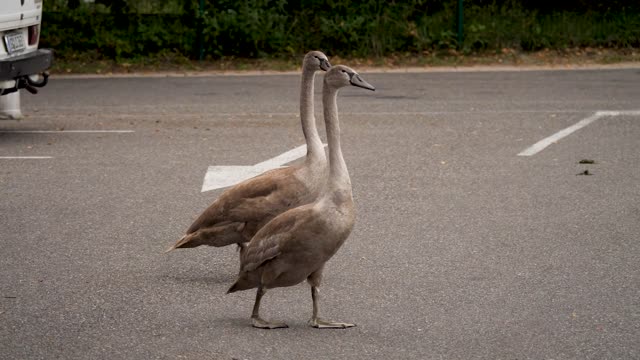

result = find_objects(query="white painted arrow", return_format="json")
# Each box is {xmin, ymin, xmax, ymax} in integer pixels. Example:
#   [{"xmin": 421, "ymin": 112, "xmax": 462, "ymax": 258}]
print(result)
[{"xmin": 201, "ymin": 144, "xmax": 326, "ymax": 192}]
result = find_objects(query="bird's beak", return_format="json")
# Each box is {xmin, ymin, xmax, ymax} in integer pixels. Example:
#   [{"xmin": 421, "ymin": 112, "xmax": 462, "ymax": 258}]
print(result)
[
  {"xmin": 349, "ymin": 73, "xmax": 375, "ymax": 91},
  {"xmin": 320, "ymin": 59, "xmax": 331, "ymax": 71}
]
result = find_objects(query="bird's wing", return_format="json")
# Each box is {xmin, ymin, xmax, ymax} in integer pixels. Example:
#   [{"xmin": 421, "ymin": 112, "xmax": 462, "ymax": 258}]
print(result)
[
  {"xmin": 239, "ymin": 207, "xmax": 309, "ymax": 272},
  {"xmin": 185, "ymin": 166, "xmax": 301, "ymax": 234}
]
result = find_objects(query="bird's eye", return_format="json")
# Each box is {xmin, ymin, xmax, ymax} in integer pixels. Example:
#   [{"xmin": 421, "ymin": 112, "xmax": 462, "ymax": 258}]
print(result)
[{"xmin": 341, "ymin": 70, "xmax": 346, "ymax": 73}]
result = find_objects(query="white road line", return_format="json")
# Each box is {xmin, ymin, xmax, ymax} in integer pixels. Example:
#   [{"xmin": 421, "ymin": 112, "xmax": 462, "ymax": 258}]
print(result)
[
  {"xmin": 518, "ymin": 113, "xmax": 602, "ymax": 156},
  {"xmin": 0, "ymin": 130, "xmax": 134, "ymax": 134},
  {"xmin": 201, "ymin": 166, "xmax": 275, "ymax": 192},
  {"xmin": 518, "ymin": 110, "xmax": 640, "ymax": 156},
  {"xmin": 596, "ymin": 110, "xmax": 640, "ymax": 117},
  {"xmin": 201, "ymin": 144, "xmax": 326, "ymax": 192},
  {"xmin": 0, "ymin": 156, "xmax": 53, "ymax": 159},
  {"xmin": 1, "ymin": 130, "xmax": 133, "ymax": 160},
  {"xmin": 254, "ymin": 145, "xmax": 308, "ymax": 169}
]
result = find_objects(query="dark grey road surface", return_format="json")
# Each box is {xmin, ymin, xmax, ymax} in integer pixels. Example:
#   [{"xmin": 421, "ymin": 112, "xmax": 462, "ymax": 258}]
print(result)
[{"xmin": 1, "ymin": 68, "xmax": 639, "ymax": 359}]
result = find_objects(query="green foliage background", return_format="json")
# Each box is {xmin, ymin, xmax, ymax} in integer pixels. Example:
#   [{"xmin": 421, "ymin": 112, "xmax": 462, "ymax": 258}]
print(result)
[{"xmin": 41, "ymin": 0, "xmax": 640, "ymax": 61}]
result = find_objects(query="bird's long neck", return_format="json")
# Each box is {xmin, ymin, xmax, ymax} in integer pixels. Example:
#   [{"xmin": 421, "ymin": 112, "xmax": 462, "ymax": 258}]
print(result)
[
  {"xmin": 300, "ymin": 67, "xmax": 325, "ymax": 164},
  {"xmin": 322, "ymin": 83, "xmax": 350, "ymax": 192}
]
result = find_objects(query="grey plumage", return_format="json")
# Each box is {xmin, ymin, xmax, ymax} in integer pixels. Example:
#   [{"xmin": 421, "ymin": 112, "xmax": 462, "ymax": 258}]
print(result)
[
  {"xmin": 167, "ymin": 51, "xmax": 331, "ymax": 252},
  {"xmin": 227, "ymin": 65, "xmax": 376, "ymax": 329}
]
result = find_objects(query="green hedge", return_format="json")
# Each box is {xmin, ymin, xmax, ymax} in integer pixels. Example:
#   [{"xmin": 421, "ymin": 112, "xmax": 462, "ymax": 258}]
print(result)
[{"xmin": 40, "ymin": 0, "xmax": 640, "ymax": 60}]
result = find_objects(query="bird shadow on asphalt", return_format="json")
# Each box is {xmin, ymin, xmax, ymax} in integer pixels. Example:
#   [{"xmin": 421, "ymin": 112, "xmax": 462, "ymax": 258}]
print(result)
[
  {"xmin": 158, "ymin": 248, "xmax": 239, "ymax": 287},
  {"xmin": 157, "ymin": 260, "xmax": 236, "ymax": 287},
  {"xmin": 213, "ymin": 316, "xmax": 259, "ymax": 329}
]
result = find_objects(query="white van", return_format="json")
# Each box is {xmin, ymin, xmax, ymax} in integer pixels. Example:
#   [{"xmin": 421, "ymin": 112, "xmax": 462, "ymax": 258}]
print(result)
[{"xmin": 0, "ymin": 0, "xmax": 52, "ymax": 96}]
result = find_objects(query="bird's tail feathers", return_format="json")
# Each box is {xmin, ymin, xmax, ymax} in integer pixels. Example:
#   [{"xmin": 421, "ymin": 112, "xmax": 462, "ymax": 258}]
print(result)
[{"xmin": 165, "ymin": 234, "xmax": 192, "ymax": 253}]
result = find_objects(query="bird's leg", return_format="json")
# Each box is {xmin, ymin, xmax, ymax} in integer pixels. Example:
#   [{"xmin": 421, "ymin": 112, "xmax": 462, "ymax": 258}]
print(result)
[
  {"xmin": 308, "ymin": 286, "xmax": 355, "ymax": 329},
  {"xmin": 250, "ymin": 286, "xmax": 288, "ymax": 329}
]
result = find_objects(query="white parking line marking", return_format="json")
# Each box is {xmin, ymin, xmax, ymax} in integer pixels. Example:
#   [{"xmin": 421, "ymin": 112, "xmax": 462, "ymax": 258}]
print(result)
[
  {"xmin": 0, "ymin": 130, "xmax": 134, "ymax": 134},
  {"xmin": 201, "ymin": 144, "xmax": 326, "ymax": 192},
  {"xmin": 0, "ymin": 156, "xmax": 53, "ymax": 159},
  {"xmin": 253, "ymin": 144, "xmax": 309, "ymax": 169},
  {"xmin": 518, "ymin": 110, "xmax": 640, "ymax": 156},
  {"xmin": 518, "ymin": 113, "xmax": 602, "ymax": 156}
]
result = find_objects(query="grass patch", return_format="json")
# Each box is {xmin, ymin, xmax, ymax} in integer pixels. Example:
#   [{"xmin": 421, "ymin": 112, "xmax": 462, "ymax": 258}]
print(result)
[{"xmin": 41, "ymin": 1, "xmax": 640, "ymax": 65}]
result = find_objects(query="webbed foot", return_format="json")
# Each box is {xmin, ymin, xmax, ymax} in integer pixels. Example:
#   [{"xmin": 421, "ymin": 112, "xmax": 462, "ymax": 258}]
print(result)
[
  {"xmin": 308, "ymin": 317, "xmax": 356, "ymax": 329},
  {"xmin": 251, "ymin": 316, "xmax": 288, "ymax": 329}
]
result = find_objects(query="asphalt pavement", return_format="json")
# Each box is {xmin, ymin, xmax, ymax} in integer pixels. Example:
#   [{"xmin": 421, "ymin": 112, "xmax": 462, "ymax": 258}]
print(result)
[{"xmin": 1, "ymin": 67, "xmax": 639, "ymax": 359}]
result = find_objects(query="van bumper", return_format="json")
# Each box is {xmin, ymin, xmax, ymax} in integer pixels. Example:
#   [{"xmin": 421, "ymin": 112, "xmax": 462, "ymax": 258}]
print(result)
[{"xmin": 0, "ymin": 49, "xmax": 53, "ymax": 95}]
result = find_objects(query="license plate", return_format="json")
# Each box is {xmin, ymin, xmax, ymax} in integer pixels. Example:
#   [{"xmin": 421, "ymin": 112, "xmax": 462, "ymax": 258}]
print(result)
[{"xmin": 4, "ymin": 32, "xmax": 26, "ymax": 54}]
